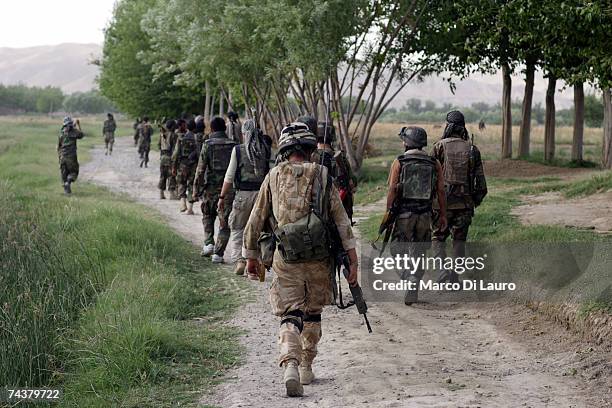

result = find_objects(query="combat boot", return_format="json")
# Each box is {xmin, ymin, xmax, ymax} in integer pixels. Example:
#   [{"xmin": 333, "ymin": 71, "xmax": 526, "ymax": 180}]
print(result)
[
  {"xmin": 179, "ymin": 198, "xmax": 187, "ymax": 212},
  {"xmin": 201, "ymin": 244, "xmax": 214, "ymax": 257},
  {"xmin": 282, "ymin": 359, "xmax": 303, "ymax": 397},
  {"xmin": 160, "ymin": 190, "xmax": 166, "ymax": 200},
  {"xmin": 234, "ymin": 260, "xmax": 246, "ymax": 275},
  {"xmin": 299, "ymin": 364, "xmax": 314, "ymax": 385},
  {"xmin": 185, "ymin": 201, "xmax": 194, "ymax": 215},
  {"xmin": 211, "ymin": 254, "xmax": 223, "ymax": 264}
]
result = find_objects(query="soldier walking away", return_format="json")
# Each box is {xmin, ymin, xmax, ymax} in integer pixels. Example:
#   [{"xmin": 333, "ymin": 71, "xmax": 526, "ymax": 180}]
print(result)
[
  {"xmin": 103, "ymin": 113, "xmax": 117, "ymax": 155},
  {"xmin": 384, "ymin": 126, "xmax": 447, "ymax": 305},
  {"xmin": 242, "ymin": 122, "xmax": 358, "ymax": 397},
  {"xmin": 172, "ymin": 119, "xmax": 199, "ymax": 214},
  {"xmin": 432, "ymin": 111, "xmax": 487, "ymax": 284},
  {"xmin": 158, "ymin": 119, "xmax": 178, "ymax": 200},
  {"xmin": 193, "ymin": 117, "xmax": 237, "ymax": 263},
  {"xmin": 133, "ymin": 117, "xmax": 141, "ymax": 146},
  {"xmin": 226, "ymin": 111, "xmax": 242, "ymax": 143},
  {"xmin": 57, "ymin": 117, "xmax": 84, "ymax": 195},
  {"xmin": 195, "ymin": 115, "xmax": 207, "ymax": 152},
  {"xmin": 138, "ymin": 117, "xmax": 153, "ymax": 168},
  {"xmin": 217, "ymin": 119, "xmax": 271, "ymax": 275},
  {"xmin": 310, "ymin": 119, "xmax": 357, "ymax": 223}
]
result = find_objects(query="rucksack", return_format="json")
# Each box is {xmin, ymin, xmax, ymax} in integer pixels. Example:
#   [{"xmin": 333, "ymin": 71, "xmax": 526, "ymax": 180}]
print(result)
[{"xmin": 397, "ymin": 153, "xmax": 437, "ymax": 212}]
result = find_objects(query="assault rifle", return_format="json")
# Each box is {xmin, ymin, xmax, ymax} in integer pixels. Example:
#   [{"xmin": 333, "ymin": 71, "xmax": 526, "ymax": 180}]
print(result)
[
  {"xmin": 328, "ymin": 222, "xmax": 372, "ymax": 333},
  {"xmin": 373, "ymin": 202, "xmax": 398, "ymax": 256}
]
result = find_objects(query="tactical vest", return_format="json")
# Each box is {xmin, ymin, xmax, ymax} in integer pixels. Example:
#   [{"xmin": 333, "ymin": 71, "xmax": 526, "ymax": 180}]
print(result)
[
  {"xmin": 439, "ymin": 137, "xmax": 473, "ymax": 207},
  {"xmin": 179, "ymin": 132, "xmax": 198, "ymax": 164},
  {"xmin": 204, "ymin": 137, "xmax": 236, "ymax": 188},
  {"xmin": 234, "ymin": 144, "xmax": 267, "ymax": 191},
  {"xmin": 273, "ymin": 164, "xmax": 331, "ymax": 263},
  {"xmin": 160, "ymin": 130, "xmax": 174, "ymax": 156},
  {"xmin": 397, "ymin": 152, "xmax": 437, "ymax": 213}
]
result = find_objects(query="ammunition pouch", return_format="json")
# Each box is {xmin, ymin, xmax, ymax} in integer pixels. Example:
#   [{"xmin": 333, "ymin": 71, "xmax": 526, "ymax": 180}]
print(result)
[
  {"xmin": 275, "ymin": 210, "xmax": 329, "ymax": 263},
  {"xmin": 257, "ymin": 232, "xmax": 276, "ymax": 268}
]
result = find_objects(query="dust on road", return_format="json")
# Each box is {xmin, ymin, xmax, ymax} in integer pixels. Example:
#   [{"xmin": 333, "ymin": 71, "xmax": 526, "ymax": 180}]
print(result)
[{"xmin": 83, "ymin": 137, "xmax": 610, "ymax": 408}]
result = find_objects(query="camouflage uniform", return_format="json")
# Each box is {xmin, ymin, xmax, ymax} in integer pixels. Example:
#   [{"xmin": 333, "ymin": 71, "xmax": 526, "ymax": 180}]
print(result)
[
  {"xmin": 431, "ymin": 134, "xmax": 487, "ymax": 273},
  {"xmin": 103, "ymin": 117, "xmax": 116, "ymax": 154},
  {"xmin": 171, "ymin": 130, "xmax": 199, "ymax": 200},
  {"xmin": 310, "ymin": 146, "xmax": 356, "ymax": 221},
  {"xmin": 193, "ymin": 131, "xmax": 236, "ymax": 256},
  {"xmin": 133, "ymin": 119, "xmax": 140, "ymax": 146},
  {"xmin": 57, "ymin": 126, "xmax": 84, "ymax": 183},
  {"xmin": 138, "ymin": 122, "xmax": 153, "ymax": 167},
  {"xmin": 158, "ymin": 127, "xmax": 178, "ymax": 193},
  {"xmin": 227, "ymin": 119, "xmax": 242, "ymax": 143},
  {"xmin": 243, "ymin": 161, "xmax": 355, "ymax": 368}
]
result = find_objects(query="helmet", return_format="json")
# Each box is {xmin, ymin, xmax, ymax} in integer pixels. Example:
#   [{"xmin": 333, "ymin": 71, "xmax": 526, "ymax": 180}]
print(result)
[
  {"xmin": 165, "ymin": 119, "xmax": 176, "ymax": 130},
  {"xmin": 399, "ymin": 126, "xmax": 428, "ymax": 148},
  {"xmin": 278, "ymin": 122, "xmax": 317, "ymax": 155},
  {"xmin": 227, "ymin": 111, "xmax": 238, "ymax": 121},
  {"xmin": 296, "ymin": 115, "xmax": 317, "ymax": 135},
  {"xmin": 317, "ymin": 121, "xmax": 336, "ymax": 143},
  {"xmin": 63, "ymin": 116, "xmax": 73, "ymax": 128}
]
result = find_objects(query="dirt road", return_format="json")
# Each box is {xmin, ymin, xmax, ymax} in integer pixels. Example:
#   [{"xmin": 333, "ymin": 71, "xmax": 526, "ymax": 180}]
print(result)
[{"xmin": 83, "ymin": 138, "xmax": 610, "ymax": 408}]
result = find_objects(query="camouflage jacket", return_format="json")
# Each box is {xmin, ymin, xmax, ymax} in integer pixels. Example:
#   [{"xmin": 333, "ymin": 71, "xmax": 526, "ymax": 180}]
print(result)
[
  {"xmin": 242, "ymin": 161, "xmax": 356, "ymax": 260},
  {"xmin": 193, "ymin": 131, "xmax": 236, "ymax": 194},
  {"xmin": 57, "ymin": 127, "xmax": 84, "ymax": 158},
  {"xmin": 310, "ymin": 146, "xmax": 356, "ymax": 190},
  {"xmin": 103, "ymin": 119, "xmax": 116, "ymax": 134}
]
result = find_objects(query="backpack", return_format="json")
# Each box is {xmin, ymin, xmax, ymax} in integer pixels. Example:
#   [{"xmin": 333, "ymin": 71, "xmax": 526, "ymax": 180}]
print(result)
[{"xmin": 397, "ymin": 153, "xmax": 437, "ymax": 213}]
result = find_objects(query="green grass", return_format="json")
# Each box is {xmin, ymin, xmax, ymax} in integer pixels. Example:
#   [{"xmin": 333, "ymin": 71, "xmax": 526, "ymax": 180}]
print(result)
[
  {"xmin": 0, "ymin": 116, "xmax": 245, "ymax": 406},
  {"xmin": 354, "ymin": 155, "xmax": 395, "ymax": 205},
  {"xmin": 512, "ymin": 171, "xmax": 612, "ymax": 198},
  {"xmin": 524, "ymin": 149, "xmax": 599, "ymax": 169}
]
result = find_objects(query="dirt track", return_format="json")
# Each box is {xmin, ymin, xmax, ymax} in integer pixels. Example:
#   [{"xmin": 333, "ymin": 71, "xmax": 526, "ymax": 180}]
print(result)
[{"xmin": 83, "ymin": 138, "xmax": 610, "ymax": 408}]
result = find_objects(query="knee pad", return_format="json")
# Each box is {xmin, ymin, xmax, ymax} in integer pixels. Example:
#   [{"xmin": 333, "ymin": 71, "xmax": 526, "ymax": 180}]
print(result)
[
  {"xmin": 303, "ymin": 314, "xmax": 321, "ymax": 323},
  {"xmin": 281, "ymin": 310, "xmax": 304, "ymax": 332}
]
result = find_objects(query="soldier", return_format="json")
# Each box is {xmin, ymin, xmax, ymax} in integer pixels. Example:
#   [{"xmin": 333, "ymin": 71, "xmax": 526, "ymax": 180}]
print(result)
[
  {"xmin": 133, "ymin": 117, "xmax": 141, "ymax": 146},
  {"xmin": 103, "ymin": 113, "xmax": 117, "ymax": 155},
  {"xmin": 226, "ymin": 111, "xmax": 242, "ymax": 143},
  {"xmin": 431, "ymin": 111, "xmax": 487, "ymax": 284},
  {"xmin": 310, "ymin": 119, "xmax": 357, "ymax": 222},
  {"xmin": 242, "ymin": 122, "xmax": 357, "ymax": 397},
  {"xmin": 194, "ymin": 115, "xmax": 207, "ymax": 152},
  {"xmin": 138, "ymin": 117, "xmax": 153, "ymax": 168},
  {"xmin": 172, "ymin": 119, "xmax": 199, "ymax": 214},
  {"xmin": 158, "ymin": 119, "xmax": 178, "ymax": 200},
  {"xmin": 57, "ymin": 116, "xmax": 84, "ymax": 195},
  {"xmin": 193, "ymin": 117, "xmax": 236, "ymax": 263},
  {"xmin": 217, "ymin": 119, "xmax": 271, "ymax": 275},
  {"xmin": 384, "ymin": 126, "xmax": 447, "ymax": 305}
]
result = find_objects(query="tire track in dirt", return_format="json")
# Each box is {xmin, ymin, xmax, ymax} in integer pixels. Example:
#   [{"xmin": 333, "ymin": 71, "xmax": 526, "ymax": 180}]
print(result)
[{"xmin": 83, "ymin": 138, "xmax": 609, "ymax": 407}]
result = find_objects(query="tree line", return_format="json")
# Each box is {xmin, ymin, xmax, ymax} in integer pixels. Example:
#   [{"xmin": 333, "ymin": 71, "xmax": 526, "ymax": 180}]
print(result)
[
  {"xmin": 99, "ymin": 0, "xmax": 612, "ymax": 170},
  {"xmin": 381, "ymin": 96, "xmax": 605, "ymax": 128},
  {"xmin": 0, "ymin": 84, "xmax": 117, "ymax": 115}
]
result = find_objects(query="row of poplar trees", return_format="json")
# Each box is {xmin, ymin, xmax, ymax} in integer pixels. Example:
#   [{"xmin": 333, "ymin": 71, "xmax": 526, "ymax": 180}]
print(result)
[{"xmin": 99, "ymin": 0, "xmax": 612, "ymax": 171}]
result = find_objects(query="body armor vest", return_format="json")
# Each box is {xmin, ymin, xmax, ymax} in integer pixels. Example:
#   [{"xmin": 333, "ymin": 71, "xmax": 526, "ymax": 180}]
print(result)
[
  {"xmin": 397, "ymin": 152, "xmax": 437, "ymax": 213},
  {"xmin": 204, "ymin": 137, "xmax": 236, "ymax": 188},
  {"xmin": 439, "ymin": 137, "xmax": 473, "ymax": 207},
  {"xmin": 312, "ymin": 149, "xmax": 350, "ymax": 189},
  {"xmin": 235, "ymin": 144, "xmax": 267, "ymax": 191},
  {"xmin": 179, "ymin": 132, "xmax": 198, "ymax": 164}
]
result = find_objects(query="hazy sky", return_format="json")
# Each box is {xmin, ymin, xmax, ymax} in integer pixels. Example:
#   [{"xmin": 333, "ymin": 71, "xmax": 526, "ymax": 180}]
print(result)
[{"xmin": 0, "ymin": 0, "xmax": 116, "ymax": 48}]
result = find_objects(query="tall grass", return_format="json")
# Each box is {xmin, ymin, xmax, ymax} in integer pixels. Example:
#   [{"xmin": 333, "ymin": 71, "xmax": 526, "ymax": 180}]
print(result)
[{"xmin": 0, "ymin": 116, "xmax": 244, "ymax": 406}]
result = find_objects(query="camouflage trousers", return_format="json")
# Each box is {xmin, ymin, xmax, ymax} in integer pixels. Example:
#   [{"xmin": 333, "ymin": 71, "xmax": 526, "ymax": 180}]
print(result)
[
  {"xmin": 138, "ymin": 143, "xmax": 150, "ymax": 164},
  {"xmin": 271, "ymin": 255, "xmax": 332, "ymax": 366},
  {"xmin": 59, "ymin": 155, "xmax": 79, "ymax": 183},
  {"xmin": 176, "ymin": 162, "xmax": 196, "ymax": 200},
  {"xmin": 227, "ymin": 190, "xmax": 259, "ymax": 264},
  {"xmin": 390, "ymin": 212, "xmax": 432, "ymax": 281},
  {"xmin": 104, "ymin": 131, "xmax": 115, "ymax": 151},
  {"xmin": 432, "ymin": 208, "xmax": 473, "ymax": 259},
  {"xmin": 201, "ymin": 189, "xmax": 234, "ymax": 256},
  {"xmin": 158, "ymin": 163, "xmax": 176, "ymax": 192}
]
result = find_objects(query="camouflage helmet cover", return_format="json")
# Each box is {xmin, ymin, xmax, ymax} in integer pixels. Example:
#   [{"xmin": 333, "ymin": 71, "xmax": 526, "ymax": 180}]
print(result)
[
  {"xmin": 296, "ymin": 115, "xmax": 317, "ymax": 135},
  {"xmin": 399, "ymin": 126, "xmax": 428, "ymax": 148},
  {"xmin": 63, "ymin": 116, "xmax": 73, "ymax": 128},
  {"xmin": 278, "ymin": 122, "xmax": 317, "ymax": 155}
]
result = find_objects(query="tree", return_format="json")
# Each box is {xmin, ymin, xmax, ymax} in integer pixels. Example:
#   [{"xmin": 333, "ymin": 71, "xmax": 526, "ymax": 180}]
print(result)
[{"xmin": 99, "ymin": 0, "xmax": 201, "ymax": 118}]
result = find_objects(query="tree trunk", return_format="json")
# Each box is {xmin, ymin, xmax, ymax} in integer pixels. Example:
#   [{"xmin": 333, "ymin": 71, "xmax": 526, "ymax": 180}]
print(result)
[
  {"xmin": 572, "ymin": 82, "xmax": 585, "ymax": 163},
  {"xmin": 603, "ymin": 88, "xmax": 612, "ymax": 169},
  {"xmin": 518, "ymin": 61, "xmax": 535, "ymax": 157},
  {"xmin": 501, "ymin": 63, "xmax": 512, "ymax": 159},
  {"xmin": 204, "ymin": 80, "xmax": 211, "ymax": 123},
  {"xmin": 219, "ymin": 89, "xmax": 225, "ymax": 117},
  {"xmin": 544, "ymin": 76, "xmax": 557, "ymax": 162}
]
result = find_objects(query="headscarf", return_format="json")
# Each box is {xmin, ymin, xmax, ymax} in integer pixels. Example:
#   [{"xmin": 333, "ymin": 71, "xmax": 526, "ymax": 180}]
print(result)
[
  {"xmin": 442, "ymin": 110, "xmax": 468, "ymax": 140},
  {"xmin": 243, "ymin": 119, "xmax": 271, "ymax": 175}
]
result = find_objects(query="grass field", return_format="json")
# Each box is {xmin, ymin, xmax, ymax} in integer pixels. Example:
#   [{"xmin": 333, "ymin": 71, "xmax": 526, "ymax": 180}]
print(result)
[{"xmin": 0, "ymin": 116, "xmax": 244, "ymax": 407}]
